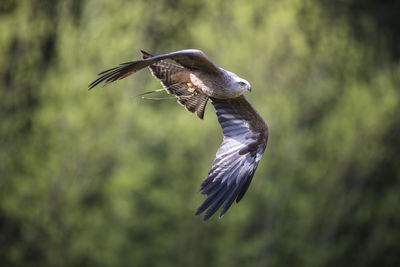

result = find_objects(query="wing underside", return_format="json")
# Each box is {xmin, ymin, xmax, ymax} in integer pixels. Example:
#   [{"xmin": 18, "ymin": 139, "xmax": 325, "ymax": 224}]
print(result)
[{"xmin": 196, "ymin": 95, "xmax": 269, "ymax": 221}]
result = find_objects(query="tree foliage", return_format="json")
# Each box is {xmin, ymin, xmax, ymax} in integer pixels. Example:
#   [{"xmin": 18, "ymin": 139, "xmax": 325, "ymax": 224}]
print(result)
[{"xmin": 0, "ymin": 0, "xmax": 399, "ymax": 266}]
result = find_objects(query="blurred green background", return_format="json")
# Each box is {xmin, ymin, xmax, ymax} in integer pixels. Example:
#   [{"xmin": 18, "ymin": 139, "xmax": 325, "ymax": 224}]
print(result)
[{"xmin": 1, "ymin": 0, "xmax": 399, "ymax": 266}]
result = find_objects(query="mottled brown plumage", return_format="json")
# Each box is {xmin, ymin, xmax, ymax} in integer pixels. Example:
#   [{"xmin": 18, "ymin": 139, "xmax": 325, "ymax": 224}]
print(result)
[
  {"xmin": 89, "ymin": 49, "xmax": 269, "ymax": 220},
  {"xmin": 140, "ymin": 51, "xmax": 209, "ymax": 119}
]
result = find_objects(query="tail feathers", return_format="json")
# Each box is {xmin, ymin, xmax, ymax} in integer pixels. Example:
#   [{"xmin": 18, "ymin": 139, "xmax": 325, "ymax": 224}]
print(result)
[{"xmin": 178, "ymin": 94, "xmax": 209, "ymax": 119}]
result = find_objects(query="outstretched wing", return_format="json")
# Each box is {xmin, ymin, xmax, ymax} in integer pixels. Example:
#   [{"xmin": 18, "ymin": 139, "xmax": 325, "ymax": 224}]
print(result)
[
  {"xmin": 196, "ymin": 95, "xmax": 269, "ymax": 221},
  {"xmin": 88, "ymin": 49, "xmax": 221, "ymax": 89}
]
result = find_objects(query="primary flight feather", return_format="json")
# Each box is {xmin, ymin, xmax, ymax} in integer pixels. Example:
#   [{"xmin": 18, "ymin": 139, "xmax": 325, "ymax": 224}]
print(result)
[{"xmin": 89, "ymin": 49, "xmax": 269, "ymax": 221}]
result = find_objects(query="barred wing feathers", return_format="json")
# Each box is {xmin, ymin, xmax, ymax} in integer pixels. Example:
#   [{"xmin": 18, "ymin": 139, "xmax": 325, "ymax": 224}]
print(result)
[
  {"xmin": 141, "ymin": 51, "xmax": 209, "ymax": 119},
  {"xmin": 196, "ymin": 95, "xmax": 269, "ymax": 221},
  {"xmin": 88, "ymin": 49, "xmax": 221, "ymax": 89}
]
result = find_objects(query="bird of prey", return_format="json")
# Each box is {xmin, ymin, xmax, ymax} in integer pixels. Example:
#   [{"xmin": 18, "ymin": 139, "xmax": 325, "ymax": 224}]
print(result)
[{"xmin": 89, "ymin": 49, "xmax": 269, "ymax": 221}]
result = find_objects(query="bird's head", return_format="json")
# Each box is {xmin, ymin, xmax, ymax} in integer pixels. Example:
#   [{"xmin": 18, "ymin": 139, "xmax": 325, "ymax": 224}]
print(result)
[
  {"xmin": 237, "ymin": 79, "xmax": 252, "ymax": 92},
  {"xmin": 228, "ymin": 71, "xmax": 252, "ymax": 93}
]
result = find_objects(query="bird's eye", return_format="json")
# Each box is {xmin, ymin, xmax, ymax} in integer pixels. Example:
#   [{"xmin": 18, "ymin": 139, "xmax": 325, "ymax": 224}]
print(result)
[{"xmin": 239, "ymin": 81, "xmax": 246, "ymax": 87}]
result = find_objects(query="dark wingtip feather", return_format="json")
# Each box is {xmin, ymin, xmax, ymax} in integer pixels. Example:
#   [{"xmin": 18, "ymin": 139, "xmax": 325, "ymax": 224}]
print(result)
[
  {"xmin": 196, "ymin": 158, "xmax": 261, "ymax": 220},
  {"xmin": 195, "ymin": 184, "xmax": 224, "ymax": 216},
  {"xmin": 195, "ymin": 209, "xmax": 202, "ymax": 216},
  {"xmin": 202, "ymin": 186, "xmax": 231, "ymax": 221},
  {"xmin": 98, "ymin": 66, "xmax": 119, "ymax": 75},
  {"xmin": 219, "ymin": 184, "xmax": 242, "ymax": 217},
  {"xmin": 196, "ymin": 180, "xmax": 240, "ymax": 221},
  {"xmin": 88, "ymin": 66, "xmax": 120, "ymax": 89},
  {"xmin": 235, "ymin": 170, "xmax": 256, "ymax": 203}
]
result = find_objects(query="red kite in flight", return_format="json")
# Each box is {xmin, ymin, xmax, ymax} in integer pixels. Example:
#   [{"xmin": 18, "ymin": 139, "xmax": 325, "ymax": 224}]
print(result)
[{"xmin": 89, "ymin": 49, "xmax": 269, "ymax": 221}]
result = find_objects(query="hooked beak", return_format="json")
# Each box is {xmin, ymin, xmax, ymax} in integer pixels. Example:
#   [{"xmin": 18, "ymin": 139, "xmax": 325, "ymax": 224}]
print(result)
[{"xmin": 247, "ymin": 85, "xmax": 252, "ymax": 92}]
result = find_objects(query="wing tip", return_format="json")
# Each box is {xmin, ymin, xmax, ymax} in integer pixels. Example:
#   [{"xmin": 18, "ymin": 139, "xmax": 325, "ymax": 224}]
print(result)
[
  {"xmin": 195, "ymin": 209, "xmax": 211, "ymax": 222},
  {"xmin": 196, "ymin": 201, "xmax": 233, "ymax": 221},
  {"xmin": 203, "ymin": 212, "xmax": 213, "ymax": 221}
]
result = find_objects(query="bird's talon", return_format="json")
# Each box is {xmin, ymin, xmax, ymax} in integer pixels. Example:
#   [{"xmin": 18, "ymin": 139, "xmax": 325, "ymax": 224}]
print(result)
[{"xmin": 187, "ymin": 82, "xmax": 196, "ymax": 93}]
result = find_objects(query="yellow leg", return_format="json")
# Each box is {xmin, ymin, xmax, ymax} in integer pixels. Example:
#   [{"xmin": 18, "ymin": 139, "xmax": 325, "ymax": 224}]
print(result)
[{"xmin": 187, "ymin": 82, "xmax": 195, "ymax": 93}]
